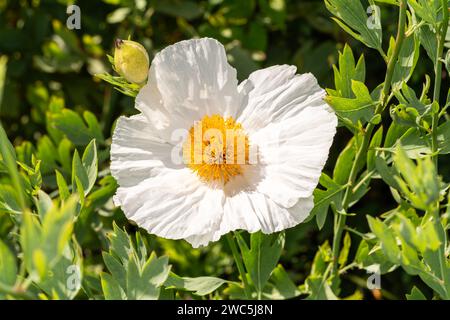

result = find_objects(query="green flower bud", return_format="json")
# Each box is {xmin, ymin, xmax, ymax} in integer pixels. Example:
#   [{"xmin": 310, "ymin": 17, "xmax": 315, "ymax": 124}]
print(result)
[{"xmin": 114, "ymin": 39, "xmax": 149, "ymax": 84}]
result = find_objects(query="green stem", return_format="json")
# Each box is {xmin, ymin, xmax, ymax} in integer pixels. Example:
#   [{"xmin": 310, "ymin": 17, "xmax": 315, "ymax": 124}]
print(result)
[
  {"xmin": 226, "ymin": 233, "xmax": 252, "ymax": 299},
  {"xmin": 331, "ymin": 0, "xmax": 407, "ymax": 277},
  {"xmin": 431, "ymin": 202, "xmax": 449, "ymax": 299},
  {"xmin": 433, "ymin": 0, "xmax": 449, "ymax": 102},
  {"xmin": 431, "ymin": 0, "xmax": 449, "ymax": 168},
  {"xmin": 429, "ymin": 7, "xmax": 449, "ymax": 296}
]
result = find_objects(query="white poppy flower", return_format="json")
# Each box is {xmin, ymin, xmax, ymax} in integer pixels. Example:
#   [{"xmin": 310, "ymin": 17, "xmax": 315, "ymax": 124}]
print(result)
[{"xmin": 111, "ymin": 38, "xmax": 337, "ymax": 247}]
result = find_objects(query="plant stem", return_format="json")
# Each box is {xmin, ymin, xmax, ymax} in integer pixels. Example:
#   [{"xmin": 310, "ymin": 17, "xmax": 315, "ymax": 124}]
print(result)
[
  {"xmin": 433, "ymin": 0, "xmax": 449, "ymax": 102},
  {"xmin": 431, "ymin": 202, "xmax": 449, "ymax": 298},
  {"xmin": 430, "ymin": 6, "xmax": 449, "ymax": 296},
  {"xmin": 226, "ymin": 233, "xmax": 252, "ymax": 299},
  {"xmin": 431, "ymin": 0, "xmax": 449, "ymax": 167},
  {"xmin": 331, "ymin": 0, "xmax": 407, "ymax": 277}
]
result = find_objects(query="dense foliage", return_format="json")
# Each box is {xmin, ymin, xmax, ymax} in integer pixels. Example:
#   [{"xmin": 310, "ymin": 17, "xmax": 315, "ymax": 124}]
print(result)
[{"xmin": 0, "ymin": 0, "xmax": 449, "ymax": 300}]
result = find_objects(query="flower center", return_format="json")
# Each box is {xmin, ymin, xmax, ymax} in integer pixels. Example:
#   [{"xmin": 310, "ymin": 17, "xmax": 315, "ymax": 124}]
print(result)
[{"xmin": 182, "ymin": 114, "xmax": 250, "ymax": 184}]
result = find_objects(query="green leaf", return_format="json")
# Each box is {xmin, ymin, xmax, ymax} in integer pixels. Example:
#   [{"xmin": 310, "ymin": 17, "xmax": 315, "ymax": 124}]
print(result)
[
  {"xmin": 419, "ymin": 219, "xmax": 441, "ymax": 252},
  {"xmin": 325, "ymin": 80, "xmax": 376, "ymax": 124},
  {"xmin": 41, "ymin": 198, "xmax": 76, "ymax": 265},
  {"xmin": 165, "ymin": 273, "xmax": 228, "ymax": 296},
  {"xmin": 374, "ymin": 0, "xmax": 399, "ymax": 4},
  {"xmin": 367, "ymin": 216, "xmax": 401, "ymax": 263},
  {"xmin": 332, "ymin": 44, "xmax": 366, "ymax": 98},
  {"xmin": 72, "ymin": 150, "xmax": 89, "ymax": 197},
  {"xmin": 35, "ymin": 190, "xmax": 53, "ymax": 220},
  {"xmin": 38, "ymin": 246, "xmax": 82, "ymax": 300},
  {"xmin": 367, "ymin": 126, "xmax": 383, "ymax": 171},
  {"xmin": 20, "ymin": 211, "xmax": 42, "ymax": 274},
  {"xmin": 138, "ymin": 254, "xmax": 170, "ymax": 299},
  {"xmin": 395, "ymin": 119, "xmax": 450, "ymax": 157},
  {"xmin": 20, "ymin": 198, "xmax": 77, "ymax": 282},
  {"xmin": 406, "ymin": 286, "xmax": 427, "ymax": 300},
  {"xmin": 325, "ymin": 0, "xmax": 382, "ymax": 50},
  {"xmin": 435, "ymin": 121, "xmax": 450, "ymax": 154},
  {"xmin": 36, "ymin": 135, "xmax": 59, "ymax": 175},
  {"xmin": 0, "ymin": 184, "xmax": 22, "ymax": 215},
  {"xmin": 81, "ymin": 140, "xmax": 98, "ymax": 195},
  {"xmin": 333, "ymin": 137, "xmax": 357, "ymax": 184},
  {"xmin": 108, "ymin": 223, "xmax": 133, "ymax": 264},
  {"xmin": 72, "ymin": 140, "xmax": 99, "ymax": 197},
  {"xmin": 102, "ymin": 252, "xmax": 127, "ymax": 290},
  {"xmin": 396, "ymin": 213, "xmax": 422, "ymax": 252},
  {"xmin": 385, "ymin": 121, "xmax": 408, "ymax": 148},
  {"xmin": 101, "ymin": 272, "xmax": 126, "ymax": 300},
  {"xmin": 311, "ymin": 173, "xmax": 345, "ymax": 229},
  {"xmin": 354, "ymin": 239, "xmax": 397, "ymax": 274},
  {"xmin": 390, "ymin": 30, "xmax": 420, "ymax": 89},
  {"xmin": 102, "ymin": 226, "xmax": 171, "ymax": 300},
  {"xmin": 141, "ymin": 254, "xmax": 170, "ymax": 287},
  {"xmin": 374, "ymin": 153, "xmax": 401, "ymax": 190},
  {"xmin": 95, "ymin": 73, "xmax": 140, "ymax": 98},
  {"xmin": 310, "ymin": 241, "xmax": 333, "ymax": 277},
  {"xmin": 0, "ymin": 123, "xmax": 26, "ymax": 209},
  {"xmin": 263, "ymin": 265, "xmax": 301, "ymax": 299},
  {"xmin": 48, "ymin": 109, "xmax": 104, "ymax": 146},
  {"xmin": 419, "ymin": 24, "xmax": 438, "ymax": 65},
  {"xmin": 236, "ymin": 231, "xmax": 284, "ymax": 293},
  {"xmin": 55, "ymin": 170, "xmax": 70, "ymax": 201},
  {"xmin": 393, "ymin": 145, "xmax": 439, "ymax": 209},
  {"xmin": 83, "ymin": 112, "xmax": 104, "ymax": 144},
  {"xmin": 33, "ymin": 249, "xmax": 48, "ymax": 279},
  {"xmin": 305, "ymin": 276, "xmax": 339, "ymax": 300},
  {"xmin": 409, "ymin": 0, "xmax": 441, "ymax": 25},
  {"xmin": 394, "ymin": 146, "xmax": 417, "ymax": 185},
  {"xmin": 0, "ymin": 240, "xmax": 17, "ymax": 286},
  {"xmin": 126, "ymin": 258, "xmax": 140, "ymax": 300},
  {"xmin": 395, "ymin": 82, "xmax": 428, "ymax": 115},
  {"xmin": 338, "ymin": 232, "xmax": 351, "ymax": 267}
]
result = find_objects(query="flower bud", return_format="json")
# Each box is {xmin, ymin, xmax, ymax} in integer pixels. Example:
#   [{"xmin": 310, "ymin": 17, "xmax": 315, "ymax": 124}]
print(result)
[{"xmin": 114, "ymin": 39, "xmax": 149, "ymax": 84}]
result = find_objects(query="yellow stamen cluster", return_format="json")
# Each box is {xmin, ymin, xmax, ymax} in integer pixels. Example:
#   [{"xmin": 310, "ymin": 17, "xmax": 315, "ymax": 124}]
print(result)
[{"xmin": 183, "ymin": 114, "xmax": 250, "ymax": 184}]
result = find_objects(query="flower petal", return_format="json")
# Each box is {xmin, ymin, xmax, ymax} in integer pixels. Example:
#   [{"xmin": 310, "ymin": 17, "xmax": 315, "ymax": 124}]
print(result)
[
  {"xmin": 114, "ymin": 168, "xmax": 225, "ymax": 248},
  {"xmin": 220, "ymin": 180, "xmax": 314, "ymax": 234},
  {"xmin": 236, "ymin": 66, "xmax": 337, "ymax": 207},
  {"xmin": 136, "ymin": 38, "xmax": 242, "ymax": 141},
  {"xmin": 110, "ymin": 114, "xmax": 184, "ymax": 188},
  {"xmin": 250, "ymin": 105, "xmax": 337, "ymax": 208},
  {"xmin": 237, "ymin": 66, "xmax": 328, "ymax": 133}
]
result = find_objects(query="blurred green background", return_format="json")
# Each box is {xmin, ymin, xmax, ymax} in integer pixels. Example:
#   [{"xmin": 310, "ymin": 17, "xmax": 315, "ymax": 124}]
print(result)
[
  {"xmin": 1, "ymin": 0, "xmax": 406, "ymax": 140},
  {"xmin": 0, "ymin": 0, "xmax": 448, "ymax": 299}
]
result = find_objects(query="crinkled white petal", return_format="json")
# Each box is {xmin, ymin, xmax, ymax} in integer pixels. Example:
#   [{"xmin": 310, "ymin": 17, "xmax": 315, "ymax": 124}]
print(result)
[
  {"xmin": 134, "ymin": 73, "xmax": 172, "ymax": 141},
  {"xmin": 111, "ymin": 114, "xmax": 180, "ymax": 187},
  {"xmin": 114, "ymin": 168, "xmax": 225, "ymax": 248},
  {"xmin": 237, "ymin": 65, "xmax": 337, "ymax": 208},
  {"xmin": 184, "ymin": 191, "xmax": 313, "ymax": 246},
  {"xmin": 135, "ymin": 38, "xmax": 242, "ymax": 141},
  {"xmin": 250, "ymin": 106, "xmax": 337, "ymax": 207},
  {"xmin": 221, "ymin": 178, "xmax": 314, "ymax": 235},
  {"xmin": 237, "ymin": 66, "xmax": 329, "ymax": 133}
]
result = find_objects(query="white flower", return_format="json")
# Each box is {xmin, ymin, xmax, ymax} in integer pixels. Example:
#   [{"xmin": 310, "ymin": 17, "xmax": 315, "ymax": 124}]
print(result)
[{"xmin": 111, "ymin": 38, "xmax": 337, "ymax": 247}]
